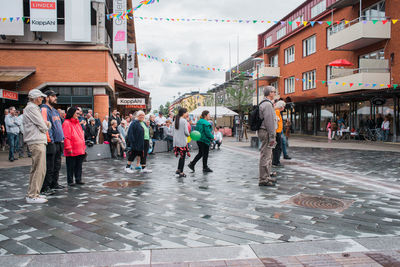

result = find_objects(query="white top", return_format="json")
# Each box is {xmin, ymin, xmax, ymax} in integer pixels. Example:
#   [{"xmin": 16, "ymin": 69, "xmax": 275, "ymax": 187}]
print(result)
[
  {"xmin": 382, "ymin": 121, "xmax": 390, "ymax": 130},
  {"xmin": 155, "ymin": 116, "xmax": 166, "ymax": 126},
  {"xmin": 215, "ymin": 131, "xmax": 223, "ymax": 142},
  {"xmin": 102, "ymin": 119, "xmax": 108, "ymax": 133}
]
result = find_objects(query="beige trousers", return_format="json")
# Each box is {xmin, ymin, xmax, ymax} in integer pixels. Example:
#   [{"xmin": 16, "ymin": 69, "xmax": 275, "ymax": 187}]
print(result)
[
  {"xmin": 27, "ymin": 143, "xmax": 46, "ymax": 198},
  {"xmin": 258, "ymin": 129, "xmax": 273, "ymax": 182}
]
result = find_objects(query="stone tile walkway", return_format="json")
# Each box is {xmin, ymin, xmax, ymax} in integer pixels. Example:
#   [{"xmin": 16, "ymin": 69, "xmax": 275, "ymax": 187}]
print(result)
[{"xmin": 0, "ymin": 142, "xmax": 399, "ymax": 266}]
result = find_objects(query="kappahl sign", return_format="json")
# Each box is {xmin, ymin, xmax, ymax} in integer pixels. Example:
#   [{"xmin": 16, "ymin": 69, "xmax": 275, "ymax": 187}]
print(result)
[
  {"xmin": 117, "ymin": 98, "xmax": 145, "ymax": 106},
  {"xmin": 30, "ymin": 0, "xmax": 57, "ymax": 32}
]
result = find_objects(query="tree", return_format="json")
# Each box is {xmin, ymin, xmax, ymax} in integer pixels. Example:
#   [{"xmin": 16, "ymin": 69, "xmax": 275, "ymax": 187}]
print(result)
[
  {"xmin": 225, "ymin": 74, "xmax": 255, "ymax": 141},
  {"xmin": 158, "ymin": 105, "xmax": 165, "ymax": 115}
]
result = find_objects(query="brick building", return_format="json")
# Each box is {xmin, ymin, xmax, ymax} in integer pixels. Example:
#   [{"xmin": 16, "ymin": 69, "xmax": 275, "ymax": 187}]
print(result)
[
  {"xmin": 253, "ymin": 0, "xmax": 400, "ymax": 141},
  {"xmin": 0, "ymin": 0, "xmax": 150, "ymax": 122}
]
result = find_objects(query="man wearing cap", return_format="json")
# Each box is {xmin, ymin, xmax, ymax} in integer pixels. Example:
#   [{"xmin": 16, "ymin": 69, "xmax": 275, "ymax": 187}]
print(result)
[
  {"xmin": 40, "ymin": 90, "xmax": 65, "ymax": 195},
  {"xmin": 23, "ymin": 89, "xmax": 51, "ymax": 203}
]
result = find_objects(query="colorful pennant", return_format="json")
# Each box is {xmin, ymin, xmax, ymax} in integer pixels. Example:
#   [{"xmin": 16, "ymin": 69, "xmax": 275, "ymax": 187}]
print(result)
[{"xmin": 105, "ymin": 0, "xmax": 159, "ymax": 20}]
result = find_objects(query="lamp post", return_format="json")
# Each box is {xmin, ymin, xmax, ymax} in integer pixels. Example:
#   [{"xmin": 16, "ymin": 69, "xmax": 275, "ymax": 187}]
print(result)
[
  {"xmin": 252, "ymin": 58, "xmax": 264, "ymax": 104},
  {"xmin": 212, "ymin": 83, "xmax": 219, "ymax": 127}
]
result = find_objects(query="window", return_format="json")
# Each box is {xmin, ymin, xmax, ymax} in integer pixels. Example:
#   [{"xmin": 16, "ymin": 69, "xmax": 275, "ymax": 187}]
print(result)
[
  {"xmin": 326, "ymin": 65, "xmax": 334, "ymax": 81},
  {"xmin": 303, "ymin": 35, "xmax": 316, "ymax": 57},
  {"xmin": 303, "ymin": 70, "xmax": 316, "ymax": 90},
  {"xmin": 360, "ymin": 49, "xmax": 385, "ymax": 59},
  {"xmin": 271, "ymin": 81, "xmax": 278, "ymax": 90},
  {"xmin": 284, "ymin": 77, "xmax": 295, "ymax": 94},
  {"xmin": 270, "ymin": 55, "xmax": 278, "ymax": 67},
  {"xmin": 328, "ymin": 20, "xmax": 345, "ymax": 35},
  {"xmin": 292, "ymin": 16, "xmax": 303, "ymax": 31},
  {"xmin": 311, "ymin": 0, "xmax": 326, "ymax": 18},
  {"xmin": 284, "ymin": 46, "xmax": 295, "ymax": 64},
  {"xmin": 362, "ymin": 0, "xmax": 386, "ymax": 21},
  {"xmin": 264, "ymin": 36, "xmax": 272, "ymax": 47},
  {"xmin": 277, "ymin": 27, "xmax": 286, "ymax": 40}
]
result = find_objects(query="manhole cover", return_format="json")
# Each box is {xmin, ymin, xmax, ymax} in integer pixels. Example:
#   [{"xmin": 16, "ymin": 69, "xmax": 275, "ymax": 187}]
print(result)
[
  {"xmin": 103, "ymin": 180, "xmax": 144, "ymax": 188},
  {"xmin": 282, "ymin": 193, "xmax": 354, "ymax": 212}
]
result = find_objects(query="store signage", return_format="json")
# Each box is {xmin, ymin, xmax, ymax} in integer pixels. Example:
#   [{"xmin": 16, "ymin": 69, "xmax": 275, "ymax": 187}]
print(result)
[
  {"xmin": 126, "ymin": 43, "xmax": 136, "ymax": 86},
  {"xmin": 0, "ymin": 0, "xmax": 24, "ymax": 36},
  {"xmin": 30, "ymin": 0, "xmax": 57, "ymax": 32},
  {"xmin": 117, "ymin": 98, "xmax": 145, "ymax": 105},
  {"xmin": 113, "ymin": 0, "xmax": 127, "ymax": 54},
  {"xmin": 126, "ymin": 105, "xmax": 146, "ymax": 109},
  {"xmin": 371, "ymin": 97, "xmax": 386, "ymax": 106},
  {"xmin": 0, "ymin": 89, "xmax": 18, "ymax": 101},
  {"xmin": 65, "ymin": 0, "xmax": 91, "ymax": 42}
]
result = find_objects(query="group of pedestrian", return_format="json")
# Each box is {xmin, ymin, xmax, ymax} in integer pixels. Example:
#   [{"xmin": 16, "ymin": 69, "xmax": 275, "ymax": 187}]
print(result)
[
  {"xmin": 21, "ymin": 89, "xmax": 86, "ymax": 204},
  {"xmin": 257, "ymin": 86, "xmax": 292, "ymax": 187}
]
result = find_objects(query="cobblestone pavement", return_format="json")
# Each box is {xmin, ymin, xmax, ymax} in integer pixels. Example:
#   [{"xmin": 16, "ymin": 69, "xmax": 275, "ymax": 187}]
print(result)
[{"xmin": 0, "ymin": 143, "xmax": 399, "ymax": 266}]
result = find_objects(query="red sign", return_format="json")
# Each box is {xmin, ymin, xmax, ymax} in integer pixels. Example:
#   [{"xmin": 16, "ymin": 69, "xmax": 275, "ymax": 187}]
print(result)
[
  {"xmin": 126, "ymin": 105, "xmax": 146, "ymax": 109},
  {"xmin": 31, "ymin": 1, "xmax": 56, "ymax": 9},
  {"xmin": 0, "ymin": 89, "xmax": 18, "ymax": 101}
]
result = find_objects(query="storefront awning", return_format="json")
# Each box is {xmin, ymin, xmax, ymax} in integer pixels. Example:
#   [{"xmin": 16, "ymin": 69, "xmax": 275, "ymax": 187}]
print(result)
[
  {"xmin": 114, "ymin": 80, "xmax": 150, "ymax": 97},
  {"xmin": 0, "ymin": 66, "xmax": 36, "ymax": 82}
]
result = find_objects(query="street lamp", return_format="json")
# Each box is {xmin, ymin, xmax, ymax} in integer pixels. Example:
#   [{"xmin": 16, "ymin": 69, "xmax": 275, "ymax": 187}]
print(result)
[
  {"xmin": 252, "ymin": 58, "xmax": 264, "ymax": 104},
  {"xmin": 212, "ymin": 83, "xmax": 219, "ymax": 127}
]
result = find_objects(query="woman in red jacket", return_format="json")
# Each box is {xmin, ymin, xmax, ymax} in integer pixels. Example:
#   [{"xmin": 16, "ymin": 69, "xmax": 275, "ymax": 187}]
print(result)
[{"xmin": 63, "ymin": 107, "xmax": 86, "ymax": 186}]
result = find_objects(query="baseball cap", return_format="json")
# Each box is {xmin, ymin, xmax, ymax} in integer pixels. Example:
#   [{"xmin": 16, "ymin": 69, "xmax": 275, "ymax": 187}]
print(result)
[
  {"xmin": 44, "ymin": 90, "xmax": 59, "ymax": 97},
  {"xmin": 28, "ymin": 89, "xmax": 47, "ymax": 99}
]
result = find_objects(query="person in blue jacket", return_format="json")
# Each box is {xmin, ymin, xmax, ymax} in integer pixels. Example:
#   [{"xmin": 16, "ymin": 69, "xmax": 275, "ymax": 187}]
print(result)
[{"xmin": 125, "ymin": 111, "xmax": 145, "ymax": 173}]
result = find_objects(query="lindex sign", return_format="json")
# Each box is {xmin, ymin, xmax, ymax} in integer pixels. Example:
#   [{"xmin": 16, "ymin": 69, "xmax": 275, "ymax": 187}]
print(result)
[
  {"xmin": 30, "ymin": 0, "xmax": 57, "ymax": 32},
  {"xmin": 0, "ymin": 89, "xmax": 18, "ymax": 101}
]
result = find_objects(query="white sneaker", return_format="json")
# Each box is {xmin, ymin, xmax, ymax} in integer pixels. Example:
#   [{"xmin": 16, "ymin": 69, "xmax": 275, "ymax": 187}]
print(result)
[
  {"xmin": 26, "ymin": 197, "xmax": 48, "ymax": 204},
  {"xmin": 142, "ymin": 168, "xmax": 152, "ymax": 173},
  {"xmin": 38, "ymin": 195, "xmax": 47, "ymax": 199},
  {"xmin": 125, "ymin": 167, "xmax": 134, "ymax": 173}
]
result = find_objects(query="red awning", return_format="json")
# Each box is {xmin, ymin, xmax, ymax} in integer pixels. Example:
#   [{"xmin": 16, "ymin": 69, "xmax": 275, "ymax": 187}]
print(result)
[{"xmin": 114, "ymin": 80, "xmax": 150, "ymax": 96}]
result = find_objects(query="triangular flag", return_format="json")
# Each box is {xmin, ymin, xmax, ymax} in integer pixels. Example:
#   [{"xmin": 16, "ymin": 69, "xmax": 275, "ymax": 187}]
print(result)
[
  {"xmin": 336, "ymin": 82, "xmax": 339, "ymax": 85},
  {"xmin": 358, "ymin": 83, "xmax": 363, "ymax": 86},
  {"xmin": 326, "ymin": 21, "xmax": 332, "ymax": 25},
  {"xmin": 394, "ymin": 84, "xmax": 398, "ymax": 89},
  {"xmin": 387, "ymin": 84, "xmax": 391, "ymax": 88},
  {"xmin": 345, "ymin": 20, "xmax": 349, "ymax": 24},
  {"xmin": 365, "ymin": 84, "xmax": 370, "ymax": 87},
  {"xmin": 362, "ymin": 20, "xmax": 367, "ymax": 24},
  {"xmin": 302, "ymin": 79, "xmax": 306, "ymax": 82},
  {"xmin": 382, "ymin": 20, "xmax": 388, "ymax": 24},
  {"xmin": 253, "ymin": 20, "xmax": 257, "ymax": 23},
  {"xmin": 303, "ymin": 21, "xmax": 308, "ymax": 26},
  {"xmin": 10, "ymin": 17, "xmax": 13, "ymax": 22},
  {"xmin": 317, "ymin": 21, "xmax": 323, "ymax": 25},
  {"xmin": 380, "ymin": 84, "xmax": 385, "ymax": 87},
  {"xmin": 280, "ymin": 21, "xmax": 285, "ymax": 25},
  {"xmin": 296, "ymin": 78, "xmax": 299, "ymax": 81},
  {"xmin": 372, "ymin": 20, "xmax": 378, "ymax": 24},
  {"xmin": 342, "ymin": 82, "xmax": 346, "ymax": 86},
  {"xmin": 3, "ymin": 18, "xmax": 6, "ymax": 22},
  {"xmin": 372, "ymin": 84, "xmax": 377, "ymax": 87},
  {"xmin": 212, "ymin": 68, "xmax": 215, "ymax": 71},
  {"xmin": 288, "ymin": 21, "xmax": 293, "ymax": 25},
  {"xmin": 349, "ymin": 83, "xmax": 353, "ymax": 87},
  {"xmin": 267, "ymin": 21, "xmax": 271, "ymax": 23},
  {"xmin": 336, "ymin": 21, "xmax": 341, "ymax": 25},
  {"xmin": 321, "ymin": 81, "xmax": 326, "ymax": 84},
  {"xmin": 393, "ymin": 19, "xmax": 398, "ymax": 24},
  {"xmin": 296, "ymin": 21, "xmax": 301, "ymax": 26},
  {"xmin": 310, "ymin": 21, "xmax": 315, "ymax": 27},
  {"xmin": 273, "ymin": 21, "xmax": 278, "ymax": 24}
]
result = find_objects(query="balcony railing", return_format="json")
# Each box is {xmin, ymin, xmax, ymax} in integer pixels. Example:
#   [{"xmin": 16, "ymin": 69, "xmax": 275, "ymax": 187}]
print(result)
[{"xmin": 328, "ymin": 16, "xmax": 390, "ymax": 36}]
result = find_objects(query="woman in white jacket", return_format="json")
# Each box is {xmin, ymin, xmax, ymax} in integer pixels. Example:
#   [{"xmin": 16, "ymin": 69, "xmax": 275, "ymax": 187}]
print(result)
[{"xmin": 173, "ymin": 108, "xmax": 190, "ymax": 178}]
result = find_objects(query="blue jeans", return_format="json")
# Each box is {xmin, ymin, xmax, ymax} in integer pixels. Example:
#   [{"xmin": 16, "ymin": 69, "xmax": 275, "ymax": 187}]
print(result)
[
  {"xmin": 383, "ymin": 129, "xmax": 389, "ymax": 142},
  {"xmin": 282, "ymin": 134, "xmax": 288, "ymax": 157},
  {"xmin": 7, "ymin": 133, "xmax": 18, "ymax": 160}
]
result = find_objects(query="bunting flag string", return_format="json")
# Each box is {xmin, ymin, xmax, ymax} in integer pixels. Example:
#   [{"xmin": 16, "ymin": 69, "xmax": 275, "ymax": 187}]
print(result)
[
  {"xmin": 105, "ymin": 0, "xmax": 159, "ymax": 20},
  {"xmin": 138, "ymin": 52, "xmax": 399, "ymax": 89}
]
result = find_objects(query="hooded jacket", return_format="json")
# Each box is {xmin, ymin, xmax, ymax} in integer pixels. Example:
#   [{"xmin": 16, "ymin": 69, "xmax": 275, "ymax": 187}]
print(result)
[
  {"xmin": 195, "ymin": 118, "xmax": 214, "ymax": 145},
  {"xmin": 23, "ymin": 102, "xmax": 50, "ymax": 145},
  {"xmin": 63, "ymin": 118, "xmax": 86, "ymax": 157}
]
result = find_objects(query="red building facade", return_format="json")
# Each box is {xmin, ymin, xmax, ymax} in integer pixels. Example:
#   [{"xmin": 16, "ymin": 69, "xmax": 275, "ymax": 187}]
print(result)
[{"xmin": 254, "ymin": 0, "xmax": 400, "ymax": 141}]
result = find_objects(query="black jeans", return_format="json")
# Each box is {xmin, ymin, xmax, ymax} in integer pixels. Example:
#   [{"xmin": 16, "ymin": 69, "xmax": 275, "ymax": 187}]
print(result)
[
  {"xmin": 272, "ymin": 132, "xmax": 282, "ymax": 165},
  {"xmin": 140, "ymin": 140, "xmax": 150, "ymax": 167},
  {"xmin": 66, "ymin": 155, "xmax": 85, "ymax": 184},
  {"xmin": 192, "ymin": 141, "xmax": 210, "ymax": 169},
  {"xmin": 42, "ymin": 142, "xmax": 62, "ymax": 191},
  {"xmin": 177, "ymin": 150, "xmax": 187, "ymax": 173}
]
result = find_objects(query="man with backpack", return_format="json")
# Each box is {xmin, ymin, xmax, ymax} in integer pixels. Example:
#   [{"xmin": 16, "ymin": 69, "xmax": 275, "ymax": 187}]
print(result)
[{"xmin": 251, "ymin": 86, "xmax": 277, "ymax": 187}]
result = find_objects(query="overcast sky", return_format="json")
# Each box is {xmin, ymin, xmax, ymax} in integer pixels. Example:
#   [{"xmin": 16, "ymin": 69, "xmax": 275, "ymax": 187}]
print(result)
[{"xmin": 134, "ymin": 0, "xmax": 304, "ymax": 109}]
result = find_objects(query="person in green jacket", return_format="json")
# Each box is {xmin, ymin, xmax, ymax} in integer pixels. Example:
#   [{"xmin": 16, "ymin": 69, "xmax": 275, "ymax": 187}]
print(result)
[{"xmin": 188, "ymin": 110, "xmax": 214, "ymax": 172}]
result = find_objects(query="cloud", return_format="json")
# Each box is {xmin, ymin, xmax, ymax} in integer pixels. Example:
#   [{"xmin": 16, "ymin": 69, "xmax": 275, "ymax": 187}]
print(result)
[{"xmin": 134, "ymin": 0, "xmax": 304, "ymax": 109}]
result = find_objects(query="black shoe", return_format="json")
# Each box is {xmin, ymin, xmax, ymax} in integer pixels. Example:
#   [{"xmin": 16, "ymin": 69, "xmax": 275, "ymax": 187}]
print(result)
[
  {"xmin": 75, "ymin": 181, "xmax": 85, "ymax": 185},
  {"xmin": 188, "ymin": 163, "xmax": 195, "ymax": 172},
  {"xmin": 272, "ymin": 163, "xmax": 284, "ymax": 168},
  {"xmin": 284, "ymin": 156, "xmax": 292, "ymax": 160},
  {"xmin": 68, "ymin": 183, "xmax": 75, "ymax": 186},
  {"xmin": 42, "ymin": 188, "xmax": 56, "ymax": 196},
  {"xmin": 13, "ymin": 157, "xmax": 18, "ymax": 161},
  {"xmin": 52, "ymin": 184, "xmax": 65, "ymax": 190},
  {"xmin": 9, "ymin": 158, "xmax": 14, "ymax": 162},
  {"xmin": 179, "ymin": 173, "xmax": 186, "ymax": 178},
  {"xmin": 203, "ymin": 167, "xmax": 213, "ymax": 173},
  {"xmin": 175, "ymin": 170, "xmax": 180, "ymax": 174},
  {"xmin": 259, "ymin": 181, "xmax": 275, "ymax": 187}
]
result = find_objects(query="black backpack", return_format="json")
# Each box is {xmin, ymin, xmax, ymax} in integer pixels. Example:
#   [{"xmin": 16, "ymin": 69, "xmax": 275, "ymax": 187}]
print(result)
[{"xmin": 249, "ymin": 99, "xmax": 269, "ymax": 131}]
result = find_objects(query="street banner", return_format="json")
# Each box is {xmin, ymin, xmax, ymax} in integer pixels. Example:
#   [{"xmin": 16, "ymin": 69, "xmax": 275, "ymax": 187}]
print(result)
[
  {"xmin": 30, "ymin": 0, "xmax": 57, "ymax": 32},
  {"xmin": 126, "ymin": 43, "xmax": 136, "ymax": 86},
  {"xmin": 0, "ymin": 89, "xmax": 18, "ymax": 101},
  {"xmin": 113, "ymin": 0, "xmax": 127, "ymax": 54},
  {"xmin": 65, "ymin": 0, "xmax": 91, "ymax": 42},
  {"xmin": 0, "ymin": 0, "xmax": 24, "ymax": 36},
  {"xmin": 117, "ymin": 98, "xmax": 145, "ymax": 106}
]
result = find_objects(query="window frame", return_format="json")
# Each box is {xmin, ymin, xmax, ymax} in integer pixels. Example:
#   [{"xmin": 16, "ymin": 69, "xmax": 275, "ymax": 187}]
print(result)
[
  {"xmin": 284, "ymin": 76, "xmax": 295, "ymax": 94},
  {"xmin": 302, "ymin": 70, "xmax": 317, "ymax": 91},
  {"xmin": 265, "ymin": 36, "xmax": 272, "ymax": 47},
  {"xmin": 277, "ymin": 27, "xmax": 287, "ymax": 40},
  {"xmin": 303, "ymin": 35, "xmax": 316, "ymax": 57},
  {"xmin": 311, "ymin": 0, "xmax": 326, "ymax": 18},
  {"xmin": 292, "ymin": 15, "xmax": 303, "ymax": 31},
  {"xmin": 284, "ymin": 45, "xmax": 295, "ymax": 64}
]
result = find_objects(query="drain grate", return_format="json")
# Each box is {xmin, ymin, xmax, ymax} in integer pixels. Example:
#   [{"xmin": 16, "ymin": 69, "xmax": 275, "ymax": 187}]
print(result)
[
  {"xmin": 103, "ymin": 180, "xmax": 144, "ymax": 188},
  {"xmin": 282, "ymin": 193, "xmax": 354, "ymax": 212}
]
